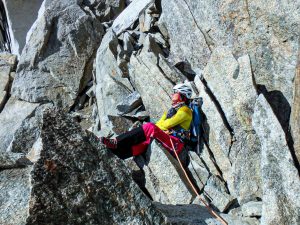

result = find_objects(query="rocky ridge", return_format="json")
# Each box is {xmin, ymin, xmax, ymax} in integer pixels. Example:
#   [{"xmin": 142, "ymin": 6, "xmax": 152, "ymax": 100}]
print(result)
[{"xmin": 0, "ymin": 0, "xmax": 299, "ymax": 224}]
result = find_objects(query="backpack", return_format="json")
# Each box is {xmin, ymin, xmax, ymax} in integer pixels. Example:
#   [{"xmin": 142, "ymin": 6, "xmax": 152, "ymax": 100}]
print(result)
[{"xmin": 188, "ymin": 97, "xmax": 203, "ymax": 153}]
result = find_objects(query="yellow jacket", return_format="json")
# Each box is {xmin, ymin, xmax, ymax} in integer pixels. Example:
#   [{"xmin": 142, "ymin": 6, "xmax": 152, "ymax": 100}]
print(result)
[{"xmin": 156, "ymin": 105, "xmax": 192, "ymax": 131}]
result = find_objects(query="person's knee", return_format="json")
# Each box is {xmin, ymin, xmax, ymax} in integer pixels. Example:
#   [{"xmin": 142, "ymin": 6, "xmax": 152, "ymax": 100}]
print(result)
[{"xmin": 142, "ymin": 122, "xmax": 157, "ymax": 135}]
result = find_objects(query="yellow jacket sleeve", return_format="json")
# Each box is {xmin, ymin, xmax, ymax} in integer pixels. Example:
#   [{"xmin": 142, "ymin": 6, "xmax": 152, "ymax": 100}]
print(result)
[
  {"xmin": 156, "ymin": 112, "xmax": 167, "ymax": 125},
  {"xmin": 156, "ymin": 106, "xmax": 192, "ymax": 131}
]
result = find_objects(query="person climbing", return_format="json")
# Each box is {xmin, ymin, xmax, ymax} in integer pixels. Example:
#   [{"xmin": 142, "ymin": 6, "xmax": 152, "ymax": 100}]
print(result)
[{"xmin": 99, "ymin": 83, "xmax": 193, "ymax": 159}]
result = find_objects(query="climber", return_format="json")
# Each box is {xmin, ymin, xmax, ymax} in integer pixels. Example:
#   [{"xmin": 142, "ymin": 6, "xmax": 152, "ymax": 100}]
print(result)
[{"xmin": 99, "ymin": 83, "xmax": 193, "ymax": 159}]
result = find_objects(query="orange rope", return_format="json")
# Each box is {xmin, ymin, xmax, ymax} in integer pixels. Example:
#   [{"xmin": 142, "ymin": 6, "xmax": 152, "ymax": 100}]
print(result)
[{"xmin": 169, "ymin": 137, "xmax": 228, "ymax": 225}]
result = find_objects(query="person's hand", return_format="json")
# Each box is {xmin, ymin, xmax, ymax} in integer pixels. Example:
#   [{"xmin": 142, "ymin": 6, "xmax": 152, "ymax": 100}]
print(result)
[{"xmin": 164, "ymin": 130, "xmax": 171, "ymax": 135}]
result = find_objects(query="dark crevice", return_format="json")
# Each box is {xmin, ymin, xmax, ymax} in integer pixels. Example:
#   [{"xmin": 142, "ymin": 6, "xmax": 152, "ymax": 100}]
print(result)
[
  {"xmin": 69, "ymin": 41, "xmax": 99, "ymax": 112},
  {"xmin": 174, "ymin": 61, "xmax": 196, "ymax": 81},
  {"xmin": 200, "ymin": 105, "xmax": 232, "ymax": 194},
  {"xmin": 257, "ymin": 85, "xmax": 300, "ymax": 174},
  {"xmin": 156, "ymin": 56, "xmax": 176, "ymax": 86},
  {"xmin": 132, "ymin": 169, "xmax": 153, "ymax": 200},
  {"xmin": 0, "ymin": 74, "xmax": 12, "ymax": 113},
  {"xmin": 224, "ymin": 199, "xmax": 240, "ymax": 214},
  {"xmin": 69, "ymin": 76, "xmax": 93, "ymax": 112},
  {"xmin": 187, "ymin": 152, "xmax": 208, "ymax": 193},
  {"xmin": 155, "ymin": 0, "xmax": 162, "ymax": 15},
  {"xmin": 201, "ymin": 77, "xmax": 235, "ymax": 137},
  {"xmin": 0, "ymin": 0, "xmax": 11, "ymax": 52},
  {"xmin": 200, "ymin": 118, "xmax": 225, "ymax": 181}
]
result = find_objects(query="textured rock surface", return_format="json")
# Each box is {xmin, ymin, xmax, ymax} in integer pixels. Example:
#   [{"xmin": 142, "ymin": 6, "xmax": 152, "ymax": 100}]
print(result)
[
  {"xmin": 9, "ymin": 103, "xmax": 52, "ymax": 154},
  {"xmin": 291, "ymin": 47, "xmax": 300, "ymax": 164},
  {"xmin": 0, "ymin": 167, "xmax": 33, "ymax": 225},
  {"xmin": 241, "ymin": 201, "xmax": 262, "ymax": 217},
  {"xmin": 135, "ymin": 140, "xmax": 195, "ymax": 204},
  {"xmin": 0, "ymin": 98, "xmax": 39, "ymax": 152},
  {"xmin": 82, "ymin": 0, "xmax": 126, "ymax": 22},
  {"xmin": 112, "ymin": 0, "xmax": 154, "ymax": 35},
  {"xmin": 253, "ymin": 94, "xmax": 300, "ymax": 225},
  {"xmin": 116, "ymin": 91, "xmax": 142, "ymax": 115},
  {"xmin": 0, "ymin": 109, "xmax": 167, "ymax": 224},
  {"xmin": 195, "ymin": 74, "xmax": 233, "ymax": 188},
  {"xmin": 158, "ymin": 0, "xmax": 212, "ymax": 68},
  {"xmin": 129, "ymin": 35, "xmax": 184, "ymax": 119},
  {"xmin": 159, "ymin": 0, "xmax": 300, "ymax": 105},
  {"xmin": 155, "ymin": 203, "xmax": 223, "ymax": 225},
  {"xmin": 155, "ymin": 203, "xmax": 259, "ymax": 225},
  {"xmin": 0, "ymin": 152, "xmax": 31, "ymax": 169},
  {"xmin": 195, "ymin": 48, "xmax": 262, "ymax": 203},
  {"xmin": 11, "ymin": 0, "xmax": 104, "ymax": 108},
  {"xmin": 0, "ymin": 64, "xmax": 11, "ymax": 109},
  {"xmin": 0, "ymin": 52, "xmax": 17, "ymax": 110},
  {"xmin": 0, "ymin": 52, "xmax": 17, "ymax": 68},
  {"xmin": 95, "ymin": 30, "xmax": 134, "ymax": 136},
  {"xmin": 188, "ymin": 151, "xmax": 210, "ymax": 191},
  {"xmin": 203, "ymin": 176, "xmax": 235, "ymax": 212}
]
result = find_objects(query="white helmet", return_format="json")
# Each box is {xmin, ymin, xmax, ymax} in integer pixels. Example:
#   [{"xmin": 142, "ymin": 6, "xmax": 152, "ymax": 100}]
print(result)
[{"xmin": 173, "ymin": 83, "xmax": 192, "ymax": 99}]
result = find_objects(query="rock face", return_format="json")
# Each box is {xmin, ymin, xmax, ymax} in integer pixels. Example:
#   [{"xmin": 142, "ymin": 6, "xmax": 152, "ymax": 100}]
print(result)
[
  {"xmin": 253, "ymin": 94, "xmax": 300, "ymax": 225},
  {"xmin": 9, "ymin": 103, "xmax": 52, "ymax": 155},
  {"xmin": 0, "ymin": 0, "xmax": 299, "ymax": 224},
  {"xmin": 135, "ymin": 140, "xmax": 195, "ymax": 204},
  {"xmin": 291, "ymin": 46, "xmax": 300, "ymax": 164},
  {"xmin": 187, "ymin": 151, "xmax": 210, "ymax": 191},
  {"xmin": 0, "ymin": 167, "xmax": 33, "ymax": 225},
  {"xmin": 0, "ymin": 109, "xmax": 167, "ymax": 225},
  {"xmin": 155, "ymin": 203, "xmax": 259, "ymax": 225},
  {"xmin": 203, "ymin": 176, "xmax": 235, "ymax": 212},
  {"xmin": 129, "ymin": 34, "xmax": 184, "ymax": 119},
  {"xmin": 0, "ymin": 97, "xmax": 39, "ymax": 152},
  {"xmin": 0, "ymin": 52, "xmax": 17, "ymax": 111},
  {"xmin": 95, "ymin": 30, "xmax": 134, "ymax": 136},
  {"xmin": 112, "ymin": 0, "xmax": 154, "ymax": 35},
  {"xmin": 159, "ymin": 0, "xmax": 300, "ymax": 105},
  {"xmin": 194, "ymin": 48, "xmax": 262, "ymax": 204},
  {"xmin": 11, "ymin": 0, "xmax": 104, "ymax": 108}
]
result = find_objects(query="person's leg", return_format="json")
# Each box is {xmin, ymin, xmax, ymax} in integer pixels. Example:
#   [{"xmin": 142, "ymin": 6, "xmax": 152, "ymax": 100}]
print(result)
[
  {"xmin": 100, "ymin": 126, "xmax": 146, "ymax": 159},
  {"xmin": 100, "ymin": 122, "xmax": 184, "ymax": 158},
  {"xmin": 131, "ymin": 123, "xmax": 184, "ymax": 156}
]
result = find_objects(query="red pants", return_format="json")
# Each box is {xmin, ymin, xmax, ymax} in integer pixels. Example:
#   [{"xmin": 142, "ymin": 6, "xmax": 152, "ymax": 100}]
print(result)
[{"xmin": 131, "ymin": 123, "xmax": 184, "ymax": 156}]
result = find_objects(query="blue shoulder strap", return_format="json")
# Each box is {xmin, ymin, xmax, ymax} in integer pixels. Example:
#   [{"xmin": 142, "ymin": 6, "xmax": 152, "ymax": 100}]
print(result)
[{"xmin": 189, "ymin": 98, "xmax": 203, "ymax": 141}]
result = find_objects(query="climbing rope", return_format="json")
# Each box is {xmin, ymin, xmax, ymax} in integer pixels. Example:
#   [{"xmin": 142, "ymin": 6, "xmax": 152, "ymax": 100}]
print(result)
[{"xmin": 169, "ymin": 137, "xmax": 228, "ymax": 225}]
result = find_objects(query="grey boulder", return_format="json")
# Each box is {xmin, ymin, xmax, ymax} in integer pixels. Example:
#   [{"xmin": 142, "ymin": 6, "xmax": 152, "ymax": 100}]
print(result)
[
  {"xmin": 253, "ymin": 94, "xmax": 300, "ymax": 225},
  {"xmin": 129, "ymin": 34, "xmax": 184, "ymax": 119},
  {"xmin": 12, "ymin": 0, "xmax": 104, "ymax": 108},
  {"xmin": 0, "ymin": 52, "xmax": 17, "ymax": 110},
  {"xmin": 203, "ymin": 176, "xmax": 235, "ymax": 213},
  {"xmin": 195, "ymin": 48, "xmax": 262, "ymax": 204},
  {"xmin": 135, "ymin": 140, "xmax": 195, "ymax": 204},
  {"xmin": 0, "ymin": 109, "xmax": 167, "ymax": 225},
  {"xmin": 95, "ymin": 30, "xmax": 134, "ymax": 136},
  {"xmin": 188, "ymin": 151, "xmax": 210, "ymax": 191},
  {"xmin": 0, "ymin": 97, "xmax": 39, "ymax": 152},
  {"xmin": 112, "ymin": 0, "xmax": 154, "ymax": 35},
  {"xmin": 159, "ymin": 0, "xmax": 299, "ymax": 106}
]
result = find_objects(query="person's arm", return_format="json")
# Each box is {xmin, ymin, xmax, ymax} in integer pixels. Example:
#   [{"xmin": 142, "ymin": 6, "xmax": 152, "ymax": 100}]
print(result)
[
  {"xmin": 155, "ymin": 112, "xmax": 167, "ymax": 129},
  {"xmin": 156, "ymin": 107, "xmax": 190, "ymax": 130}
]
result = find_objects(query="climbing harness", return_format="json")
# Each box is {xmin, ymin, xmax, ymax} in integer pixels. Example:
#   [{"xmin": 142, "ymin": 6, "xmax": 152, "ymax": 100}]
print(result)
[{"xmin": 169, "ymin": 137, "xmax": 228, "ymax": 225}]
